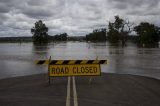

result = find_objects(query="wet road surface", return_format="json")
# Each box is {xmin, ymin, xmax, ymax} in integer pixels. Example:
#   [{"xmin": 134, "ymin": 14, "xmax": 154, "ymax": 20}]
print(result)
[{"xmin": 0, "ymin": 73, "xmax": 160, "ymax": 106}]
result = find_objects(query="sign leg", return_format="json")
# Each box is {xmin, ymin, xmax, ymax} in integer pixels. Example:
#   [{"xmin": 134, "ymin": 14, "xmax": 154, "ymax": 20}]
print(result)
[{"xmin": 48, "ymin": 56, "xmax": 51, "ymax": 85}]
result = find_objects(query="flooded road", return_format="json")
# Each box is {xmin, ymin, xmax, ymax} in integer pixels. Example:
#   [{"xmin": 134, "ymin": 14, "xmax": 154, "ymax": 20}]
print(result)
[{"xmin": 0, "ymin": 42, "xmax": 160, "ymax": 79}]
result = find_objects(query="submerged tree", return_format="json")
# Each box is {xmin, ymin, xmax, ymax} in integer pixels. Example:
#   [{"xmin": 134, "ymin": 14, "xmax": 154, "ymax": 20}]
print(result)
[
  {"xmin": 53, "ymin": 33, "xmax": 68, "ymax": 41},
  {"xmin": 134, "ymin": 22, "xmax": 160, "ymax": 47},
  {"xmin": 107, "ymin": 15, "xmax": 133, "ymax": 46},
  {"xmin": 86, "ymin": 28, "xmax": 106, "ymax": 42},
  {"xmin": 107, "ymin": 22, "xmax": 119, "ymax": 43},
  {"xmin": 31, "ymin": 20, "xmax": 49, "ymax": 44}
]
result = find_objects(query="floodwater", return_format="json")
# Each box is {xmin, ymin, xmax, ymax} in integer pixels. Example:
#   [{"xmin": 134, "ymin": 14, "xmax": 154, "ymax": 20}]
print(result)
[{"xmin": 0, "ymin": 42, "xmax": 160, "ymax": 80}]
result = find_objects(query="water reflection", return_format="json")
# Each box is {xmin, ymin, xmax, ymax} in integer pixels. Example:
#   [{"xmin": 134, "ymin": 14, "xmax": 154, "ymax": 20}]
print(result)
[
  {"xmin": 88, "ymin": 42, "xmax": 108, "ymax": 49},
  {"xmin": 105, "ymin": 45, "xmax": 160, "ymax": 79},
  {"xmin": 137, "ymin": 43, "xmax": 159, "ymax": 48},
  {"xmin": 32, "ymin": 43, "xmax": 49, "ymax": 59}
]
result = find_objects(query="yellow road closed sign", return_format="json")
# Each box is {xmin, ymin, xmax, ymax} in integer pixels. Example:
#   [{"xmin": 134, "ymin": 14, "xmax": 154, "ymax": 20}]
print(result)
[{"xmin": 49, "ymin": 64, "xmax": 100, "ymax": 76}]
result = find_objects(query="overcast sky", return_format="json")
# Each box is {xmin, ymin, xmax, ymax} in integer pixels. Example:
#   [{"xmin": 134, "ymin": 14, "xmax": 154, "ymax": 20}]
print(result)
[{"xmin": 0, "ymin": 0, "xmax": 160, "ymax": 37}]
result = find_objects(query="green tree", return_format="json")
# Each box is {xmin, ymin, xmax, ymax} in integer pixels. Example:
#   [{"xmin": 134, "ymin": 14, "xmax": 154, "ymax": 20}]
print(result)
[
  {"xmin": 31, "ymin": 20, "xmax": 49, "ymax": 44},
  {"xmin": 134, "ymin": 22, "xmax": 160, "ymax": 46},
  {"xmin": 107, "ymin": 22, "xmax": 119, "ymax": 43},
  {"xmin": 107, "ymin": 15, "xmax": 133, "ymax": 46}
]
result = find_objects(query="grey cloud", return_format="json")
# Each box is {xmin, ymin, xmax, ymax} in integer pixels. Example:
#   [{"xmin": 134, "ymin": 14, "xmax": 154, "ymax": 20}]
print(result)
[
  {"xmin": 113, "ymin": 2, "xmax": 128, "ymax": 9},
  {"xmin": 18, "ymin": 0, "xmax": 65, "ymax": 19},
  {"xmin": 0, "ymin": 0, "xmax": 160, "ymax": 37},
  {"xmin": 109, "ymin": 0, "xmax": 160, "ymax": 9},
  {"xmin": 0, "ymin": 13, "xmax": 8, "ymax": 21},
  {"xmin": 126, "ymin": 7, "xmax": 160, "ymax": 16},
  {"xmin": 0, "ymin": 0, "xmax": 66, "ymax": 19},
  {"xmin": 22, "ymin": 8, "xmax": 53, "ymax": 19},
  {"xmin": 0, "ymin": 3, "xmax": 11, "ymax": 13},
  {"xmin": 27, "ymin": 0, "xmax": 48, "ymax": 6}
]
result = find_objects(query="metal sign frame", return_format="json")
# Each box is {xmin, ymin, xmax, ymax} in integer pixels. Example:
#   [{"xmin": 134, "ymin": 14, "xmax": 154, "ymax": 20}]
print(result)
[{"xmin": 39, "ymin": 56, "xmax": 107, "ymax": 84}]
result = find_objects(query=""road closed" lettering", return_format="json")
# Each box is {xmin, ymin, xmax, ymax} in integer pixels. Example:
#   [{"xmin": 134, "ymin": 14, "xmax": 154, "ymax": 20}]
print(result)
[
  {"xmin": 73, "ymin": 66, "xmax": 97, "ymax": 74},
  {"xmin": 49, "ymin": 64, "xmax": 100, "ymax": 76}
]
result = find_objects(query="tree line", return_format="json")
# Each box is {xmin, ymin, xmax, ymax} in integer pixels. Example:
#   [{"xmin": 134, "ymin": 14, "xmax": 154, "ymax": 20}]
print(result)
[
  {"xmin": 85, "ymin": 16, "xmax": 160, "ymax": 47},
  {"xmin": 50, "ymin": 33, "xmax": 68, "ymax": 41},
  {"xmin": 86, "ymin": 28, "xmax": 106, "ymax": 42},
  {"xmin": 31, "ymin": 17, "xmax": 160, "ymax": 47}
]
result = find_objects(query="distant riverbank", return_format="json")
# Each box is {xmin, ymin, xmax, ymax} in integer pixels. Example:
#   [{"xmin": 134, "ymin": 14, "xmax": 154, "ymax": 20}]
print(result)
[{"xmin": 0, "ymin": 37, "xmax": 32, "ymax": 42}]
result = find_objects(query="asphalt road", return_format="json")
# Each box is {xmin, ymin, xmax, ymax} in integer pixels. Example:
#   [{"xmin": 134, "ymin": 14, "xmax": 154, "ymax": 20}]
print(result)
[{"xmin": 0, "ymin": 73, "xmax": 160, "ymax": 106}]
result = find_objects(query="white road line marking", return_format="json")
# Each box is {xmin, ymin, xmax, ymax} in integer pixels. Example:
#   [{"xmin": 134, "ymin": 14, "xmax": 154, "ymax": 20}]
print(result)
[
  {"xmin": 66, "ymin": 77, "xmax": 71, "ymax": 106},
  {"xmin": 73, "ymin": 76, "xmax": 78, "ymax": 106}
]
